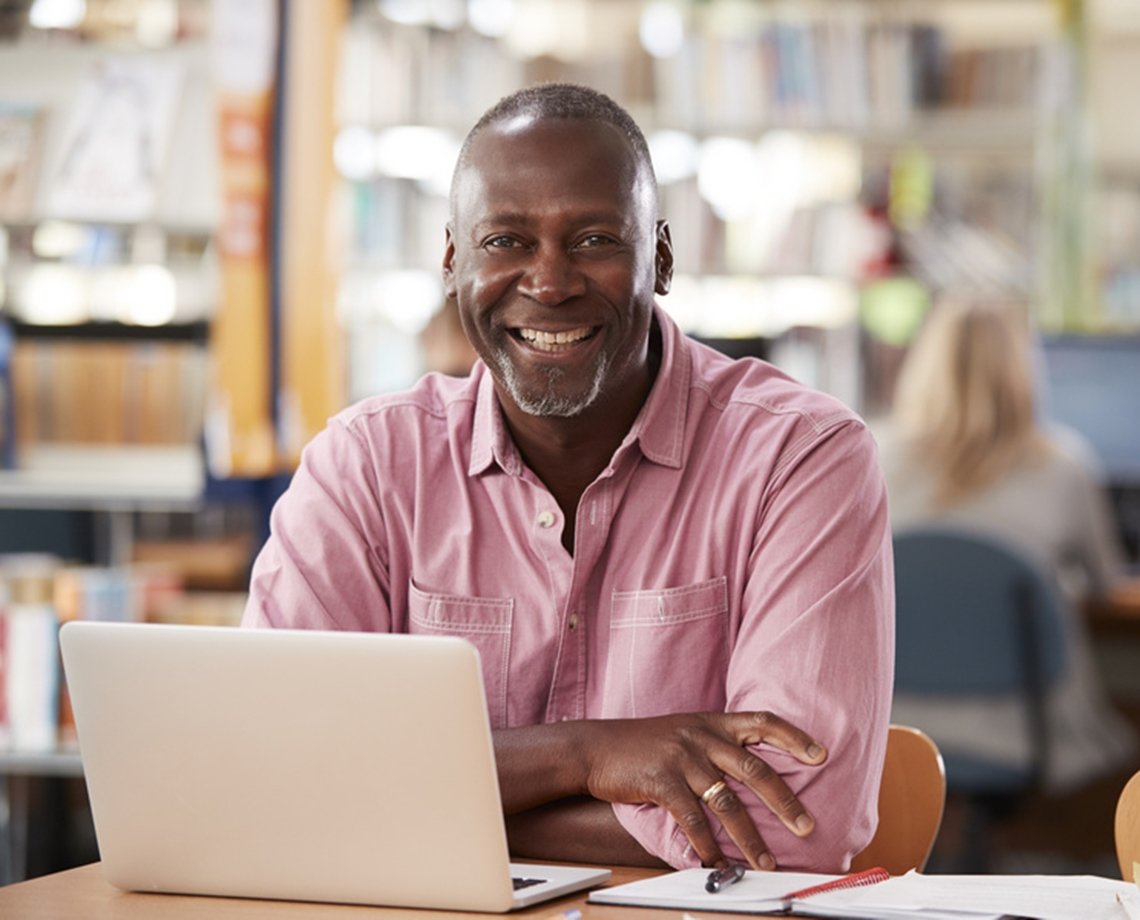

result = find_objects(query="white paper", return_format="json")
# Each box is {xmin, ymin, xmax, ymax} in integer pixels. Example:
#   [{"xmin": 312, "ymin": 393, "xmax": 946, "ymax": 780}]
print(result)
[
  {"xmin": 808, "ymin": 871, "xmax": 1136, "ymax": 920},
  {"xmin": 589, "ymin": 867, "xmax": 1137, "ymax": 920},
  {"xmin": 45, "ymin": 57, "xmax": 185, "ymax": 222}
]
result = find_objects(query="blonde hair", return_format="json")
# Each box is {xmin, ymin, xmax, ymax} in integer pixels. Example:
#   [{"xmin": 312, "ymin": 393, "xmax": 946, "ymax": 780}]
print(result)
[{"xmin": 891, "ymin": 300, "xmax": 1050, "ymax": 505}]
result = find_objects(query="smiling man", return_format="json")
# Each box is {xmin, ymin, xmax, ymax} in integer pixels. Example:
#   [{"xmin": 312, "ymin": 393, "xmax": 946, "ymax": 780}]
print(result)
[{"xmin": 243, "ymin": 84, "xmax": 894, "ymax": 874}]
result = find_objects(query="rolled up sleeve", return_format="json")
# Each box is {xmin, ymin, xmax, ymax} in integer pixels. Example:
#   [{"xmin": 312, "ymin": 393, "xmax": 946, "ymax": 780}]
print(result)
[
  {"xmin": 242, "ymin": 419, "xmax": 393, "ymax": 633},
  {"xmin": 612, "ymin": 420, "xmax": 895, "ymax": 872}
]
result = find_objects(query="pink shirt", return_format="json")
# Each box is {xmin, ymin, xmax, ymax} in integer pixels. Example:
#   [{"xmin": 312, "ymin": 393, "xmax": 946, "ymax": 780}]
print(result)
[{"xmin": 243, "ymin": 306, "xmax": 894, "ymax": 872}]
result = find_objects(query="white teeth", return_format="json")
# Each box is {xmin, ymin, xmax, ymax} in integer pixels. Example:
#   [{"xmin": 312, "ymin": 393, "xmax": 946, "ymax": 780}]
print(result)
[{"xmin": 518, "ymin": 327, "xmax": 592, "ymax": 350}]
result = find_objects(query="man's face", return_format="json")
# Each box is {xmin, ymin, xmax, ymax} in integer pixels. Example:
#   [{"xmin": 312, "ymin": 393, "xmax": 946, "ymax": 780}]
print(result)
[{"xmin": 443, "ymin": 116, "xmax": 671, "ymax": 419}]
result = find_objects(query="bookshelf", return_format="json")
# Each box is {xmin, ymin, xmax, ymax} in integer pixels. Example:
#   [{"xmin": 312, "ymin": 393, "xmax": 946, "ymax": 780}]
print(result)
[
  {"xmin": 0, "ymin": 13, "xmax": 340, "ymax": 866},
  {"xmin": 0, "ymin": 31, "xmax": 218, "ymax": 464},
  {"xmin": 331, "ymin": 0, "xmax": 1099, "ymax": 415},
  {"xmin": 1089, "ymin": 0, "xmax": 1140, "ymax": 330}
]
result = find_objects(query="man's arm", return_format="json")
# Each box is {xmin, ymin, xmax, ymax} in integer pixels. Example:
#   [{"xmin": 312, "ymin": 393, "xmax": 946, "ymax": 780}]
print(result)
[
  {"xmin": 500, "ymin": 421, "xmax": 894, "ymax": 873},
  {"xmin": 506, "ymin": 798, "xmax": 664, "ymax": 867},
  {"xmin": 242, "ymin": 420, "xmax": 394, "ymax": 633},
  {"xmin": 607, "ymin": 420, "xmax": 894, "ymax": 872},
  {"xmin": 494, "ymin": 713, "xmax": 826, "ymax": 871}
]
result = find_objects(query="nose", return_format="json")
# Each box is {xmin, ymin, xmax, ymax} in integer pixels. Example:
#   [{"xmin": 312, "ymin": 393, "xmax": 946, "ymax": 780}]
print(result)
[{"xmin": 517, "ymin": 245, "xmax": 586, "ymax": 306}]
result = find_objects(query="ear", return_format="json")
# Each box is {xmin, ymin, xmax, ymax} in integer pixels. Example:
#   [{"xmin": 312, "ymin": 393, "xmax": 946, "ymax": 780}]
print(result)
[
  {"xmin": 442, "ymin": 225, "xmax": 457, "ymax": 298},
  {"xmin": 654, "ymin": 220, "xmax": 674, "ymax": 296}
]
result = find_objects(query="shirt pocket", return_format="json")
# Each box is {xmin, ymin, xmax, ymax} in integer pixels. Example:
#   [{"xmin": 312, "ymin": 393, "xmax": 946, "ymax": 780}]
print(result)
[
  {"xmin": 407, "ymin": 582, "xmax": 513, "ymax": 729},
  {"xmin": 604, "ymin": 576, "xmax": 729, "ymax": 719}
]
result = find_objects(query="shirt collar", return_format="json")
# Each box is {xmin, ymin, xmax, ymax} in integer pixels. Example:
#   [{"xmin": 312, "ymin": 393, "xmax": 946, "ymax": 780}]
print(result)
[
  {"xmin": 466, "ymin": 303, "xmax": 690, "ymax": 477},
  {"xmin": 625, "ymin": 304, "xmax": 688, "ymax": 469},
  {"xmin": 468, "ymin": 365, "xmax": 520, "ymax": 476}
]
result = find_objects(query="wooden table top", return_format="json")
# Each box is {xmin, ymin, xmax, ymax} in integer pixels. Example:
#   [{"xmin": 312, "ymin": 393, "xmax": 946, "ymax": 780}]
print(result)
[
  {"xmin": 1087, "ymin": 577, "xmax": 1140, "ymax": 635},
  {"xmin": 0, "ymin": 862, "xmax": 779, "ymax": 919}
]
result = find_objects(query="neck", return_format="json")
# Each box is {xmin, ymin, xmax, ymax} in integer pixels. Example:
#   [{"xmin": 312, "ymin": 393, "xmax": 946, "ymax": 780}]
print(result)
[{"xmin": 499, "ymin": 341, "xmax": 660, "ymax": 533}]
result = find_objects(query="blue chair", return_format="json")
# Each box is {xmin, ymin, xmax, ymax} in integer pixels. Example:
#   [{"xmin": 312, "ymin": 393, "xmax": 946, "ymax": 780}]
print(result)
[{"xmin": 892, "ymin": 527, "xmax": 1071, "ymax": 870}]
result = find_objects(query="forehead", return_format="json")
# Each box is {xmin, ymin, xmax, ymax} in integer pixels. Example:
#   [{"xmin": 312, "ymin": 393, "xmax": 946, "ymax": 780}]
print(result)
[{"xmin": 452, "ymin": 116, "xmax": 653, "ymax": 225}]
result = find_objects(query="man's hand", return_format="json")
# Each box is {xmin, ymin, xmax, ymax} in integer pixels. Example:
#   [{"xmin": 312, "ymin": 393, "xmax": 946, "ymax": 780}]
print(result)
[{"xmin": 495, "ymin": 712, "xmax": 826, "ymax": 871}]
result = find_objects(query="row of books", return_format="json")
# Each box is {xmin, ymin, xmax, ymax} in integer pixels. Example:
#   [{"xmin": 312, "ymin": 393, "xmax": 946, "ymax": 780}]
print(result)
[
  {"xmin": 338, "ymin": 160, "xmax": 1033, "ymax": 288},
  {"xmin": 9, "ymin": 339, "xmax": 208, "ymax": 447},
  {"xmin": 1097, "ymin": 181, "xmax": 1140, "ymax": 328},
  {"xmin": 337, "ymin": 12, "xmax": 1062, "ymax": 134},
  {"xmin": 337, "ymin": 20, "xmax": 527, "ymax": 130},
  {"xmin": 0, "ymin": 554, "xmax": 245, "ymax": 752},
  {"xmin": 335, "ymin": 177, "xmax": 450, "ymax": 272},
  {"xmin": 653, "ymin": 22, "xmax": 1056, "ymax": 130}
]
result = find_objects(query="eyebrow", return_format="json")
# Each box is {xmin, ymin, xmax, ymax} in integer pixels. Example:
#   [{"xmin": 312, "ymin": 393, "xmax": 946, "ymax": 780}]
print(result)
[{"xmin": 472, "ymin": 209, "xmax": 630, "ymax": 232}]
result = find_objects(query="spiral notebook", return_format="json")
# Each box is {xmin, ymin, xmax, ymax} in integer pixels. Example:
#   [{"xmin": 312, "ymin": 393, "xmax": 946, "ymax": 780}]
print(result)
[
  {"xmin": 587, "ymin": 866, "xmax": 1140, "ymax": 919},
  {"xmin": 587, "ymin": 866, "xmax": 893, "ymax": 916}
]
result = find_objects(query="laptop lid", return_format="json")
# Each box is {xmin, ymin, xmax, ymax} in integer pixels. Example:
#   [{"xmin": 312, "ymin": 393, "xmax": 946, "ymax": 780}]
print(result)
[{"xmin": 59, "ymin": 621, "xmax": 610, "ymax": 911}]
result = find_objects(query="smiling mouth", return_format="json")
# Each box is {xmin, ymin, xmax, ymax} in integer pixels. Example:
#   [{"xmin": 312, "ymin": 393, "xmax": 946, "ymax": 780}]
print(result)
[{"xmin": 513, "ymin": 326, "xmax": 598, "ymax": 353}]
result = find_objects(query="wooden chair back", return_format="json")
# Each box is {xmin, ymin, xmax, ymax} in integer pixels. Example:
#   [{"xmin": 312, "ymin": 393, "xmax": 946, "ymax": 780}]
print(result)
[
  {"xmin": 851, "ymin": 724, "xmax": 946, "ymax": 875},
  {"xmin": 1115, "ymin": 769, "xmax": 1140, "ymax": 882}
]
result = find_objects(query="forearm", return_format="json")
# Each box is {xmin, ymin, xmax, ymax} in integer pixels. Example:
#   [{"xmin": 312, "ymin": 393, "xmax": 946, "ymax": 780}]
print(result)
[
  {"xmin": 493, "ymin": 722, "xmax": 590, "ymax": 814},
  {"xmin": 506, "ymin": 797, "xmax": 668, "ymax": 867}
]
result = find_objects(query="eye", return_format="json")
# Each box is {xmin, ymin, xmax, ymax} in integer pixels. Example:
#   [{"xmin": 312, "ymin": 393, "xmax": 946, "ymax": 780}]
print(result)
[
  {"xmin": 576, "ymin": 233, "xmax": 619, "ymax": 250},
  {"xmin": 484, "ymin": 235, "xmax": 521, "ymax": 250}
]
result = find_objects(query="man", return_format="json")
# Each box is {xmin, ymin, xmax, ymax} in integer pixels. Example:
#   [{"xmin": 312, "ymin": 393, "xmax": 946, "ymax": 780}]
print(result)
[{"xmin": 243, "ymin": 84, "xmax": 894, "ymax": 873}]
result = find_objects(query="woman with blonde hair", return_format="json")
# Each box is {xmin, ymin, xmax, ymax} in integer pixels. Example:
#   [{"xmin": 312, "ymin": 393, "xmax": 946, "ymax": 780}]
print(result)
[
  {"xmin": 890, "ymin": 301, "xmax": 1049, "ymax": 508},
  {"xmin": 879, "ymin": 299, "xmax": 1135, "ymax": 794}
]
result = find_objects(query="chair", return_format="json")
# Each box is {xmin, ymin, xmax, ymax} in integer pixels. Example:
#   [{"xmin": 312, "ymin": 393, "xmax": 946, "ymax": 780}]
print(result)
[
  {"xmin": 891, "ymin": 527, "xmax": 1071, "ymax": 871},
  {"xmin": 1115, "ymin": 769, "xmax": 1140, "ymax": 881},
  {"xmin": 851, "ymin": 724, "xmax": 946, "ymax": 875}
]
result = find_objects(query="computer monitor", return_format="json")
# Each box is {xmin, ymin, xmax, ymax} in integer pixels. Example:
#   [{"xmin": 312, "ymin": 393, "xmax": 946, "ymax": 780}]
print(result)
[
  {"xmin": 1039, "ymin": 333, "xmax": 1140, "ymax": 564},
  {"xmin": 1039, "ymin": 334, "xmax": 1140, "ymax": 488}
]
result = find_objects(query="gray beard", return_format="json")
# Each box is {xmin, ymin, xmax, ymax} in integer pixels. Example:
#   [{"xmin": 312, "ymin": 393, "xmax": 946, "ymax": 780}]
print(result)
[{"xmin": 492, "ymin": 344, "xmax": 610, "ymax": 418}]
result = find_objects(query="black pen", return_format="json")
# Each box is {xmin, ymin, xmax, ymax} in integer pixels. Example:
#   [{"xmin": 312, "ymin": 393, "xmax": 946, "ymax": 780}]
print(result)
[{"xmin": 705, "ymin": 863, "xmax": 745, "ymax": 893}]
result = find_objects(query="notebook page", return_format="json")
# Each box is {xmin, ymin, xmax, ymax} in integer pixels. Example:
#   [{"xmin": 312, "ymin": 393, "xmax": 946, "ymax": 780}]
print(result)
[
  {"xmin": 806, "ymin": 871, "xmax": 1136, "ymax": 920},
  {"xmin": 587, "ymin": 867, "xmax": 844, "ymax": 911}
]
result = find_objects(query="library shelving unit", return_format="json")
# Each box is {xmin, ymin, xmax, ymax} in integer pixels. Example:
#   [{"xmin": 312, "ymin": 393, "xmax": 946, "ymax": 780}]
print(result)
[
  {"xmin": 0, "ymin": 1, "xmax": 347, "ymax": 884},
  {"xmin": 0, "ymin": 25, "xmax": 219, "ymax": 576},
  {"xmin": 331, "ymin": 0, "xmax": 1093, "ymax": 415},
  {"xmin": 0, "ymin": 0, "xmax": 347, "ymax": 549}
]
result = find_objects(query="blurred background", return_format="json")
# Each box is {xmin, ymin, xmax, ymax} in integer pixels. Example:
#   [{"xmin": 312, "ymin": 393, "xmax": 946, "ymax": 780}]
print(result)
[{"xmin": 0, "ymin": 0, "xmax": 1138, "ymax": 886}]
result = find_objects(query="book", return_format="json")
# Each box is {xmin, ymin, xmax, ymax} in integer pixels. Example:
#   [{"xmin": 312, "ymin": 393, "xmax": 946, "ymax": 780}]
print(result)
[
  {"xmin": 2, "ymin": 568, "xmax": 61, "ymax": 752},
  {"xmin": 0, "ymin": 318, "xmax": 14, "ymax": 468},
  {"xmin": 0, "ymin": 103, "xmax": 45, "ymax": 222},
  {"xmin": 587, "ymin": 866, "xmax": 1140, "ymax": 919}
]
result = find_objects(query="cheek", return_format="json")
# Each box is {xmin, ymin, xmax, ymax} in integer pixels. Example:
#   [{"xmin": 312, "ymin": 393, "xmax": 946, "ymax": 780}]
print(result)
[{"xmin": 463, "ymin": 265, "xmax": 516, "ymax": 313}]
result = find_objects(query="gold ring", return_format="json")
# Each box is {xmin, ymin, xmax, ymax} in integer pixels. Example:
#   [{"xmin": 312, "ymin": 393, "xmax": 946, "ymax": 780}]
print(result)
[{"xmin": 700, "ymin": 779, "xmax": 727, "ymax": 804}]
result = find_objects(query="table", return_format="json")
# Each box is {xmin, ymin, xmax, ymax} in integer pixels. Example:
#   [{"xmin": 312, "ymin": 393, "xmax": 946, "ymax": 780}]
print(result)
[
  {"xmin": 1087, "ymin": 576, "xmax": 1140, "ymax": 636},
  {"xmin": 0, "ymin": 862, "xmax": 767, "ymax": 919},
  {"xmin": 1086, "ymin": 577, "xmax": 1140, "ymax": 707}
]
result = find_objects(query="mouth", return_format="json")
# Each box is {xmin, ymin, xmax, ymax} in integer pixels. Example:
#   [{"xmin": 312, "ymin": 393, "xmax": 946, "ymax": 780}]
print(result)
[{"xmin": 511, "ymin": 325, "xmax": 599, "ymax": 353}]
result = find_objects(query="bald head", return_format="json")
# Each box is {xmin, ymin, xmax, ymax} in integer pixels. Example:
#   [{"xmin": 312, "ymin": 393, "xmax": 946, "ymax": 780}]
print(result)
[{"xmin": 450, "ymin": 83, "xmax": 658, "ymax": 217}]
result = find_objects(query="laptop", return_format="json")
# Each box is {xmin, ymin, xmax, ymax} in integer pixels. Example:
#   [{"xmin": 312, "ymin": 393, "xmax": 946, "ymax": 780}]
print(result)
[{"xmin": 59, "ymin": 621, "xmax": 611, "ymax": 911}]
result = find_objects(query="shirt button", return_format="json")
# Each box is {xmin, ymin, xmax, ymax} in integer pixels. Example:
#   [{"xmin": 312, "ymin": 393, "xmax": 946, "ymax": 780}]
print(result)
[
  {"xmin": 568, "ymin": 613, "xmax": 579, "ymax": 631},
  {"xmin": 537, "ymin": 510, "xmax": 556, "ymax": 528}
]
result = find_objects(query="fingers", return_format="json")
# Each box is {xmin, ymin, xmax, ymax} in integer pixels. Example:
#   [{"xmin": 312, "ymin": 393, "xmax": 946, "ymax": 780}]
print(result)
[
  {"xmin": 576, "ymin": 712, "xmax": 825, "ymax": 870},
  {"xmin": 726, "ymin": 710, "xmax": 828, "ymax": 766},
  {"xmin": 701, "ymin": 712, "xmax": 823, "ymax": 841},
  {"xmin": 657, "ymin": 775, "xmax": 774, "ymax": 871},
  {"xmin": 697, "ymin": 776, "xmax": 776, "ymax": 870},
  {"xmin": 729, "ymin": 746, "xmax": 815, "ymax": 839}
]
